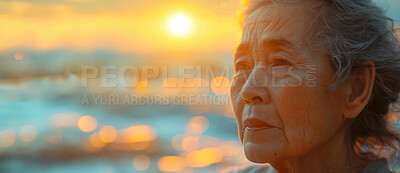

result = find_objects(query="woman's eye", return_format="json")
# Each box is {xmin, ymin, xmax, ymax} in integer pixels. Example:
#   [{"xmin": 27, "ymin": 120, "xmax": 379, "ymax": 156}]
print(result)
[
  {"xmin": 236, "ymin": 63, "xmax": 252, "ymax": 72},
  {"xmin": 272, "ymin": 57, "xmax": 292, "ymax": 66}
]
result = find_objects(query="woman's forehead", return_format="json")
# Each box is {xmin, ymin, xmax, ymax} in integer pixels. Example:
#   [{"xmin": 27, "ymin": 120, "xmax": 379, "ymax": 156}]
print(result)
[
  {"xmin": 241, "ymin": 1, "xmax": 318, "ymax": 47},
  {"xmin": 245, "ymin": 0, "xmax": 321, "ymax": 25}
]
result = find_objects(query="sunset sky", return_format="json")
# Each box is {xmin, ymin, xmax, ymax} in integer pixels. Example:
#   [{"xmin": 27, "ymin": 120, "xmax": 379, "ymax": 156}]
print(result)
[
  {"xmin": 0, "ymin": 0, "xmax": 399, "ymax": 54},
  {"xmin": 0, "ymin": 0, "xmax": 398, "ymax": 82},
  {"xmin": 0, "ymin": 0, "xmax": 243, "ymax": 53}
]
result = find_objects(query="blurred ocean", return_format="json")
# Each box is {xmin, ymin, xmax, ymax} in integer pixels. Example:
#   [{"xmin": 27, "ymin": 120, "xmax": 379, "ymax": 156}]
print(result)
[{"xmin": 0, "ymin": 50, "xmax": 251, "ymax": 173}]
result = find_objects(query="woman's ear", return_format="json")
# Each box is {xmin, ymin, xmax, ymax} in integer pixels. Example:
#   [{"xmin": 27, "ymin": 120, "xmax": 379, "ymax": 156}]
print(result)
[{"xmin": 343, "ymin": 61, "xmax": 375, "ymax": 119}]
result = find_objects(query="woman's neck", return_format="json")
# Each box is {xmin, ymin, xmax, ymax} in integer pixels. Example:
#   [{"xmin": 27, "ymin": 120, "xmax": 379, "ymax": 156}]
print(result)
[{"xmin": 270, "ymin": 126, "xmax": 368, "ymax": 173}]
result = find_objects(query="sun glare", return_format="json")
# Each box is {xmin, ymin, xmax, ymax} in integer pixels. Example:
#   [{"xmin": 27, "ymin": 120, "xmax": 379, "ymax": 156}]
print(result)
[{"xmin": 168, "ymin": 14, "xmax": 192, "ymax": 36}]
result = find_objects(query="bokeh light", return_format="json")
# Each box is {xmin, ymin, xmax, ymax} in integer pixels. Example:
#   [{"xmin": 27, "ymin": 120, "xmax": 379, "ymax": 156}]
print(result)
[
  {"xmin": 121, "ymin": 125, "xmax": 157, "ymax": 143},
  {"xmin": 19, "ymin": 125, "xmax": 38, "ymax": 142},
  {"xmin": 182, "ymin": 136, "xmax": 199, "ymax": 152},
  {"xmin": 78, "ymin": 116, "xmax": 98, "ymax": 132},
  {"xmin": 186, "ymin": 147, "xmax": 224, "ymax": 167},
  {"xmin": 99, "ymin": 126, "xmax": 118, "ymax": 143},
  {"xmin": 172, "ymin": 134, "xmax": 185, "ymax": 151},
  {"xmin": 90, "ymin": 132, "xmax": 106, "ymax": 148},
  {"xmin": 14, "ymin": 51, "xmax": 24, "ymax": 61},
  {"xmin": 186, "ymin": 116, "xmax": 209, "ymax": 134},
  {"xmin": 211, "ymin": 76, "xmax": 230, "ymax": 95},
  {"xmin": 133, "ymin": 154, "xmax": 150, "ymax": 171},
  {"xmin": 0, "ymin": 130, "xmax": 16, "ymax": 147},
  {"xmin": 158, "ymin": 156, "xmax": 186, "ymax": 172}
]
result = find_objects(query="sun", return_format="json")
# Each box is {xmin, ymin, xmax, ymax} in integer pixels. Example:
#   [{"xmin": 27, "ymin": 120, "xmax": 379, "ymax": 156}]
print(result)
[{"xmin": 167, "ymin": 14, "xmax": 192, "ymax": 36}]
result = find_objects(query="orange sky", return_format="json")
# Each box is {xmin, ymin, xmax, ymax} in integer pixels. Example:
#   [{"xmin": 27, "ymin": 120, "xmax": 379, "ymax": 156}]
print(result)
[{"xmin": 0, "ymin": 0, "xmax": 243, "ymax": 53}]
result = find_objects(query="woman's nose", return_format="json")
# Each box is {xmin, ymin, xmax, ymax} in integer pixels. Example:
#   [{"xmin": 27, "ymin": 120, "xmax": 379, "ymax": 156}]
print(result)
[{"xmin": 241, "ymin": 71, "xmax": 271, "ymax": 105}]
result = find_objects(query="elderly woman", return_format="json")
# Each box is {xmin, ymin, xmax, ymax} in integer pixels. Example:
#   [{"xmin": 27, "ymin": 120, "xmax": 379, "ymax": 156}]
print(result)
[{"xmin": 229, "ymin": 0, "xmax": 400, "ymax": 172}]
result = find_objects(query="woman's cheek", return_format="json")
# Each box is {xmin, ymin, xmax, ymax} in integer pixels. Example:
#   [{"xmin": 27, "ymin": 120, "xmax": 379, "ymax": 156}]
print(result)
[
  {"xmin": 273, "ymin": 85, "xmax": 315, "ymax": 152},
  {"xmin": 230, "ymin": 74, "xmax": 247, "ymax": 115},
  {"xmin": 230, "ymin": 74, "xmax": 243, "ymax": 102},
  {"xmin": 230, "ymin": 74, "xmax": 247, "ymax": 142}
]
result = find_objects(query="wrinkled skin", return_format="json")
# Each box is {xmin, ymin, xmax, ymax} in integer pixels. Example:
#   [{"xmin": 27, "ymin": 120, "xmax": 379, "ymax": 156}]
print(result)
[{"xmin": 230, "ymin": 0, "xmax": 374, "ymax": 172}]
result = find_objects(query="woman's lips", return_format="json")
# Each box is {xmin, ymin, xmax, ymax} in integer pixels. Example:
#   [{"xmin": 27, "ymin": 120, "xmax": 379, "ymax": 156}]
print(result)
[
  {"xmin": 244, "ymin": 118, "xmax": 273, "ymax": 131},
  {"xmin": 245, "ymin": 126, "xmax": 270, "ymax": 131},
  {"xmin": 243, "ymin": 118, "xmax": 279, "ymax": 144}
]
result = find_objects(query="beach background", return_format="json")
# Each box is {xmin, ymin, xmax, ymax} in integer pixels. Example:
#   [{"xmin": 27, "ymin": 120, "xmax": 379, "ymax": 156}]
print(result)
[{"xmin": 0, "ymin": 0, "xmax": 399, "ymax": 172}]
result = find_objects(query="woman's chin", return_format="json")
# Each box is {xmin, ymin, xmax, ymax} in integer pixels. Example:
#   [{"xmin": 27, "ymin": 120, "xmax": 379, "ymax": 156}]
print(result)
[{"xmin": 244, "ymin": 142, "xmax": 285, "ymax": 163}]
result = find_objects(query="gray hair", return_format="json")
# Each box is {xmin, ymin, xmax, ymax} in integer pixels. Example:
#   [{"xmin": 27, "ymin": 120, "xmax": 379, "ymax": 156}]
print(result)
[
  {"xmin": 242, "ymin": 0, "xmax": 400, "ymax": 163},
  {"xmin": 309, "ymin": 0, "xmax": 400, "ymax": 162}
]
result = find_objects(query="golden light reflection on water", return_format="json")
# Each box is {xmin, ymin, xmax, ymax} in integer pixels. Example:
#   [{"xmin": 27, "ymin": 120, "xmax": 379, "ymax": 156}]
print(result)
[
  {"xmin": 2, "ymin": 112, "xmax": 245, "ymax": 172},
  {"xmin": 166, "ymin": 115, "xmax": 244, "ymax": 171},
  {"xmin": 77, "ymin": 115, "xmax": 97, "ymax": 132},
  {"xmin": 121, "ymin": 125, "xmax": 157, "ymax": 143},
  {"xmin": 158, "ymin": 156, "xmax": 186, "ymax": 172},
  {"xmin": 19, "ymin": 125, "xmax": 38, "ymax": 142},
  {"xmin": 186, "ymin": 147, "xmax": 223, "ymax": 167}
]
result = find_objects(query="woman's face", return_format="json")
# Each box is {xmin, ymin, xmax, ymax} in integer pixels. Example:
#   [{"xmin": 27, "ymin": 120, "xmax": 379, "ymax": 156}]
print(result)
[{"xmin": 230, "ymin": 1, "xmax": 347, "ymax": 163}]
